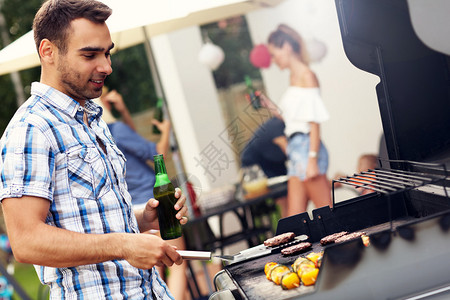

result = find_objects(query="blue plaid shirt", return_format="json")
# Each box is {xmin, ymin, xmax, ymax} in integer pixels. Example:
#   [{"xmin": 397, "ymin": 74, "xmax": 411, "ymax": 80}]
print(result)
[{"xmin": 0, "ymin": 82, "xmax": 173, "ymax": 299}]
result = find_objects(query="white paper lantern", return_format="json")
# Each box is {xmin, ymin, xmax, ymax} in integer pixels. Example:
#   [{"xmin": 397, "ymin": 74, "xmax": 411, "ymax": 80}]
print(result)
[
  {"xmin": 306, "ymin": 38, "xmax": 328, "ymax": 63},
  {"xmin": 198, "ymin": 42, "xmax": 225, "ymax": 70}
]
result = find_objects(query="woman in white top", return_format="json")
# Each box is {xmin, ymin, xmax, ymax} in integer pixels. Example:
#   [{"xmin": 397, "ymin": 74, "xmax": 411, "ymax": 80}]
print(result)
[{"xmin": 261, "ymin": 24, "xmax": 331, "ymax": 216}]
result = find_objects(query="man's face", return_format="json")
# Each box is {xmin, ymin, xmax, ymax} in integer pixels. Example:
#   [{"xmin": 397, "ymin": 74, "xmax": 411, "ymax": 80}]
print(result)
[{"xmin": 55, "ymin": 18, "xmax": 114, "ymax": 102}]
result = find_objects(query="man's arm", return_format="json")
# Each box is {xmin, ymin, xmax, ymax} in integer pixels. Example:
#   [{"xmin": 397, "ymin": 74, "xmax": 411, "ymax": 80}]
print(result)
[
  {"xmin": 154, "ymin": 119, "xmax": 171, "ymax": 156},
  {"xmin": 272, "ymin": 135, "xmax": 288, "ymax": 154},
  {"xmin": 1, "ymin": 196, "xmax": 182, "ymax": 269}
]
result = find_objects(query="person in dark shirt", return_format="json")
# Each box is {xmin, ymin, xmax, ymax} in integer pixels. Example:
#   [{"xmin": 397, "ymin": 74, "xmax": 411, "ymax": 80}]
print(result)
[
  {"xmin": 241, "ymin": 117, "xmax": 288, "ymax": 217},
  {"xmin": 241, "ymin": 117, "xmax": 287, "ymax": 178}
]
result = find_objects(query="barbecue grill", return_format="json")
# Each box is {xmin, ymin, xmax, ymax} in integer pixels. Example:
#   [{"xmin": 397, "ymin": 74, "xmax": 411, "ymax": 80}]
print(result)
[{"xmin": 210, "ymin": 0, "xmax": 450, "ymax": 299}]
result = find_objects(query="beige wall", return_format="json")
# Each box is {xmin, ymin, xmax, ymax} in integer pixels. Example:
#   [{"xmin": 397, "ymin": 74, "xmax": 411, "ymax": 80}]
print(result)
[{"xmin": 150, "ymin": 28, "xmax": 239, "ymax": 194}]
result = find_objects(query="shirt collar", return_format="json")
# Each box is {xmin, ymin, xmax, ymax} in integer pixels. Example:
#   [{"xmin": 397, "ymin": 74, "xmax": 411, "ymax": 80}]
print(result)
[
  {"xmin": 85, "ymin": 99, "xmax": 104, "ymax": 123},
  {"xmin": 31, "ymin": 82, "xmax": 103, "ymax": 122}
]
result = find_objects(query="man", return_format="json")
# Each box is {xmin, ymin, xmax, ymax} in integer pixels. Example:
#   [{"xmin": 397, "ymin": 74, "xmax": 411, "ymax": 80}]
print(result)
[
  {"xmin": 0, "ymin": 0, "xmax": 188, "ymax": 299},
  {"xmin": 96, "ymin": 89, "xmax": 189, "ymax": 300}
]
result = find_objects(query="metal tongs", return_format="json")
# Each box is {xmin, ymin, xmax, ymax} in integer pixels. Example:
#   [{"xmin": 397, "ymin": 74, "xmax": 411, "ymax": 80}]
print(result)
[{"xmin": 177, "ymin": 234, "xmax": 308, "ymax": 262}]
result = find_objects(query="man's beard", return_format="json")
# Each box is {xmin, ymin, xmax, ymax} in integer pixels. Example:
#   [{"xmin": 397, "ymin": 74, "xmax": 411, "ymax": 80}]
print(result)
[{"xmin": 57, "ymin": 60, "xmax": 102, "ymax": 101}]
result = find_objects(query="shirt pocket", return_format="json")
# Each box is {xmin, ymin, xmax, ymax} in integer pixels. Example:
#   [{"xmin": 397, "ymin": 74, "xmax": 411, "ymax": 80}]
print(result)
[
  {"xmin": 67, "ymin": 145, "xmax": 110, "ymax": 200},
  {"xmin": 107, "ymin": 144, "xmax": 132, "ymax": 206}
]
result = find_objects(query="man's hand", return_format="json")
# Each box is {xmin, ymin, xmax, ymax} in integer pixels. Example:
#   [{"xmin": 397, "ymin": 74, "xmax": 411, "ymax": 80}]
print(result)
[
  {"xmin": 138, "ymin": 188, "xmax": 189, "ymax": 232},
  {"xmin": 103, "ymin": 90, "xmax": 126, "ymax": 113},
  {"xmin": 121, "ymin": 231, "xmax": 182, "ymax": 269},
  {"xmin": 151, "ymin": 119, "xmax": 171, "ymax": 135},
  {"xmin": 100, "ymin": 89, "xmax": 136, "ymax": 130}
]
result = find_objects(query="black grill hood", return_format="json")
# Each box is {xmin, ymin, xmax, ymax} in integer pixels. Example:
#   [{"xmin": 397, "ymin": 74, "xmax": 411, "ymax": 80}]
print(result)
[{"xmin": 335, "ymin": 0, "xmax": 450, "ymax": 165}]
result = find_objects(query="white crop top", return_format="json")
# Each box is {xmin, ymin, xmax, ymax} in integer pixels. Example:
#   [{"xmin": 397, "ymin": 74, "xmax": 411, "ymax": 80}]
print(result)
[{"xmin": 278, "ymin": 86, "xmax": 329, "ymax": 137}]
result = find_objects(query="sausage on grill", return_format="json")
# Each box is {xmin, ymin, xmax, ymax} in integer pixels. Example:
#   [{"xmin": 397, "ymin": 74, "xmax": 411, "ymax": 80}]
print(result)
[
  {"xmin": 281, "ymin": 242, "xmax": 312, "ymax": 255},
  {"xmin": 334, "ymin": 231, "xmax": 366, "ymax": 243},
  {"xmin": 320, "ymin": 231, "xmax": 348, "ymax": 245}
]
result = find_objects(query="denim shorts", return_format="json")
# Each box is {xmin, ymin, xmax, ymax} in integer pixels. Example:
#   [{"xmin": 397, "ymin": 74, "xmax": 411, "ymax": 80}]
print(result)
[{"xmin": 287, "ymin": 133, "xmax": 329, "ymax": 180}]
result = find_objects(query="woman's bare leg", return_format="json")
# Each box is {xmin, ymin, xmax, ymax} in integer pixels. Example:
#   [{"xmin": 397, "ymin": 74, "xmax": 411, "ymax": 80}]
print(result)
[
  {"xmin": 287, "ymin": 176, "xmax": 308, "ymax": 216},
  {"xmin": 305, "ymin": 174, "xmax": 332, "ymax": 209},
  {"xmin": 276, "ymin": 196, "xmax": 287, "ymax": 219}
]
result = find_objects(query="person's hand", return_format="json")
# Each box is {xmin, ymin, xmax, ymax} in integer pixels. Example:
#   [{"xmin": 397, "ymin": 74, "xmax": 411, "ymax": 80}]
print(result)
[
  {"xmin": 142, "ymin": 188, "xmax": 189, "ymax": 229},
  {"xmin": 151, "ymin": 119, "xmax": 171, "ymax": 135},
  {"xmin": 258, "ymin": 92, "xmax": 270, "ymax": 108},
  {"xmin": 258, "ymin": 93, "xmax": 282, "ymax": 118},
  {"xmin": 121, "ymin": 232, "xmax": 182, "ymax": 269},
  {"xmin": 103, "ymin": 90, "xmax": 127, "ymax": 114},
  {"xmin": 306, "ymin": 160, "xmax": 320, "ymax": 180}
]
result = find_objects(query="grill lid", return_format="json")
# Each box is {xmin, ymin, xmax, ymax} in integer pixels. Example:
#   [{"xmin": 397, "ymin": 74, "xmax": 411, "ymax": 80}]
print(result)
[{"xmin": 335, "ymin": 0, "xmax": 450, "ymax": 165}]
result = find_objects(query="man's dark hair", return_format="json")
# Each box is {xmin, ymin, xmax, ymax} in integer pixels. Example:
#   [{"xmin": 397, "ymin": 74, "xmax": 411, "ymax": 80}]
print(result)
[{"xmin": 33, "ymin": 0, "xmax": 112, "ymax": 56}]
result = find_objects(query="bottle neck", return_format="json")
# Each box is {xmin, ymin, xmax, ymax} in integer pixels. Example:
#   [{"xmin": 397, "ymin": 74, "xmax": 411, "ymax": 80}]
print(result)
[
  {"xmin": 154, "ymin": 155, "xmax": 171, "ymax": 187},
  {"xmin": 156, "ymin": 98, "xmax": 163, "ymax": 108},
  {"xmin": 245, "ymin": 80, "xmax": 255, "ymax": 96},
  {"xmin": 245, "ymin": 76, "xmax": 251, "ymax": 87}
]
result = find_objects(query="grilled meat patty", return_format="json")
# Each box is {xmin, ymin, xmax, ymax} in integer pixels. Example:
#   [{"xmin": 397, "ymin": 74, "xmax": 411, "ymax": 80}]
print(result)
[
  {"xmin": 281, "ymin": 242, "xmax": 312, "ymax": 255},
  {"xmin": 264, "ymin": 232, "xmax": 296, "ymax": 247}
]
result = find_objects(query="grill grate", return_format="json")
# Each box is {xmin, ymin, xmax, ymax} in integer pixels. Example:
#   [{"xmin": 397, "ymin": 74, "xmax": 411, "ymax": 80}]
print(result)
[
  {"xmin": 332, "ymin": 159, "xmax": 449, "ymax": 231},
  {"xmin": 332, "ymin": 159, "xmax": 448, "ymax": 203}
]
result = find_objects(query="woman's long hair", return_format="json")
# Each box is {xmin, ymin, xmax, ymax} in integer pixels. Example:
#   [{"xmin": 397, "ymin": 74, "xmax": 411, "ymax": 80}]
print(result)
[{"xmin": 268, "ymin": 24, "xmax": 310, "ymax": 65}]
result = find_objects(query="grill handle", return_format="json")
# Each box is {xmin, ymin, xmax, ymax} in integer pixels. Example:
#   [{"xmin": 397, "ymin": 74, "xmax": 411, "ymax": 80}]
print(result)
[{"xmin": 177, "ymin": 250, "xmax": 212, "ymax": 260}]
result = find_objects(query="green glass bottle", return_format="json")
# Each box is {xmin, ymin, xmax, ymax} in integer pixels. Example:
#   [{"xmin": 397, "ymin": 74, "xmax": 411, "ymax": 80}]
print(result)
[
  {"xmin": 244, "ymin": 75, "xmax": 261, "ymax": 110},
  {"xmin": 152, "ymin": 98, "xmax": 164, "ymax": 135},
  {"xmin": 153, "ymin": 154, "xmax": 182, "ymax": 240}
]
